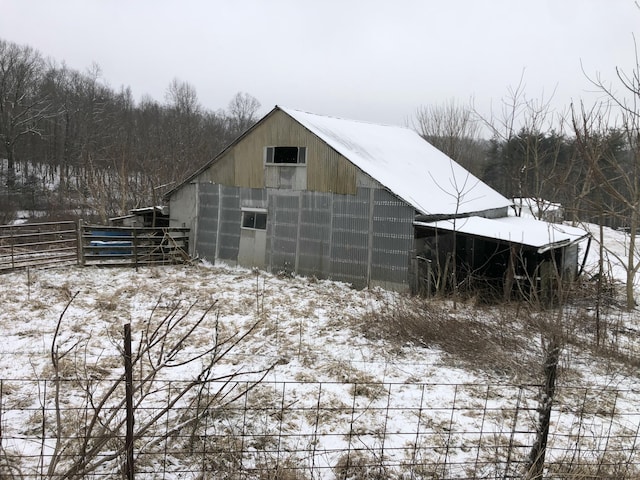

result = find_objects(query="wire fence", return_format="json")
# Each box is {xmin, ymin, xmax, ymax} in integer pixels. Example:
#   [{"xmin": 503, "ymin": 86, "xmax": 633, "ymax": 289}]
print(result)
[{"xmin": 1, "ymin": 378, "xmax": 639, "ymax": 479}]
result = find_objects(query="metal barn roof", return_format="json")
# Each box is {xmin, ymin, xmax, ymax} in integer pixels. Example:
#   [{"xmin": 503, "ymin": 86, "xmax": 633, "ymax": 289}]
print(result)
[
  {"xmin": 415, "ymin": 216, "xmax": 590, "ymax": 253},
  {"xmin": 280, "ymin": 106, "xmax": 512, "ymax": 216}
]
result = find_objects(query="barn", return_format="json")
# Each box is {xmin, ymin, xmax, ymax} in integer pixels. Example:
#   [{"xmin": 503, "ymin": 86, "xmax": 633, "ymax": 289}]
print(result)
[{"xmin": 166, "ymin": 106, "xmax": 589, "ymax": 294}]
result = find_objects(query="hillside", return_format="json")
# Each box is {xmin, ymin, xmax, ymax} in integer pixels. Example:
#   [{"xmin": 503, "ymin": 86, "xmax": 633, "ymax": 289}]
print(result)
[{"xmin": 1, "ymin": 223, "xmax": 640, "ymax": 479}]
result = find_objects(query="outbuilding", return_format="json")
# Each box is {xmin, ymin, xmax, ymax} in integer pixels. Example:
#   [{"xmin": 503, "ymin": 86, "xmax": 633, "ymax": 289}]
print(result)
[{"xmin": 166, "ymin": 106, "xmax": 588, "ymax": 294}]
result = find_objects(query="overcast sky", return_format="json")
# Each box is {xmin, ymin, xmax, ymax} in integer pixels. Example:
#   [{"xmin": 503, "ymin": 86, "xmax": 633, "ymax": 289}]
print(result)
[{"xmin": 2, "ymin": 0, "xmax": 639, "ymax": 127}]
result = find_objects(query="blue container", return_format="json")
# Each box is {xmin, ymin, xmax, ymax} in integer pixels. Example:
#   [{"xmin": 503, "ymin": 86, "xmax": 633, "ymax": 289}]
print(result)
[{"xmin": 90, "ymin": 230, "xmax": 132, "ymax": 255}]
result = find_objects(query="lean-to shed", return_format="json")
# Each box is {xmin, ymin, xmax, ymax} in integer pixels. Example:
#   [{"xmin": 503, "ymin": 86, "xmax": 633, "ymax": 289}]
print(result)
[{"xmin": 166, "ymin": 106, "xmax": 588, "ymax": 293}]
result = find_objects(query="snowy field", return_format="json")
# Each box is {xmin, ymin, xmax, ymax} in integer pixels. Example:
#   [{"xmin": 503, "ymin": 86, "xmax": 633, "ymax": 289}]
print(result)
[{"xmin": 1, "ymin": 224, "xmax": 640, "ymax": 478}]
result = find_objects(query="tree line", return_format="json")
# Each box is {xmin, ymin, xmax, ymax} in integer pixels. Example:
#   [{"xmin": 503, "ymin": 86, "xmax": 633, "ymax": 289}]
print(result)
[
  {"xmin": 2, "ymin": 35, "xmax": 636, "ymax": 233},
  {"xmin": 3, "ymin": 35, "xmax": 640, "ymax": 307},
  {"xmin": 0, "ymin": 38, "xmax": 261, "ymax": 222},
  {"xmin": 415, "ymin": 94, "xmax": 636, "ymax": 231}
]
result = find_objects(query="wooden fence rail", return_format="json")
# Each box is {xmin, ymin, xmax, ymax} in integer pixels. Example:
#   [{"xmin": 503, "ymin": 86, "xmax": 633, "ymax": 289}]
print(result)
[{"xmin": 0, "ymin": 221, "xmax": 190, "ymax": 273}]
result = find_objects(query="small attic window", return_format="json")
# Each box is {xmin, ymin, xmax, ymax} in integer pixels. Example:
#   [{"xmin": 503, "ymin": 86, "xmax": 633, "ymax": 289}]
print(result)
[{"xmin": 265, "ymin": 146, "xmax": 306, "ymax": 164}]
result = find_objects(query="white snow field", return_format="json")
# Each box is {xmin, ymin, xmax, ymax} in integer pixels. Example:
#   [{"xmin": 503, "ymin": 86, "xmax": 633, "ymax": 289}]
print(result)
[{"xmin": 0, "ymin": 224, "xmax": 639, "ymax": 478}]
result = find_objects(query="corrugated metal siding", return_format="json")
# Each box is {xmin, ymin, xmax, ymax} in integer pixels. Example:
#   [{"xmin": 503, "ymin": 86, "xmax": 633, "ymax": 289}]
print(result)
[
  {"xmin": 268, "ymin": 192, "xmax": 300, "ymax": 273},
  {"xmin": 265, "ymin": 164, "xmax": 307, "ymax": 190},
  {"xmin": 217, "ymin": 186, "xmax": 241, "ymax": 261},
  {"xmin": 194, "ymin": 182, "xmax": 414, "ymax": 288},
  {"xmin": 196, "ymin": 183, "xmax": 219, "ymax": 262},
  {"xmin": 370, "ymin": 189, "xmax": 415, "ymax": 284},
  {"xmin": 240, "ymin": 187, "xmax": 268, "ymax": 207},
  {"xmin": 330, "ymin": 187, "xmax": 370, "ymax": 287},
  {"xmin": 297, "ymin": 192, "xmax": 332, "ymax": 278}
]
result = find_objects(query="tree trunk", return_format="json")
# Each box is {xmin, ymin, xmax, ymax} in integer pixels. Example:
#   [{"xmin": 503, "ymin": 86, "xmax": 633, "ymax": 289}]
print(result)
[
  {"xmin": 626, "ymin": 207, "xmax": 638, "ymax": 310},
  {"xmin": 6, "ymin": 144, "xmax": 16, "ymax": 190},
  {"xmin": 526, "ymin": 338, "xmax": 560, "ymax": 479}
]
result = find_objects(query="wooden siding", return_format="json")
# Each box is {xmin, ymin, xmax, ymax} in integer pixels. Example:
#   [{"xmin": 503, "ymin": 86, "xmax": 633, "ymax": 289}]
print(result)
[
  {"xmin": 196, "ymin": 153, "xmax": 235, "ymax": 185},
  {"xmin": 197, "ymin": 109, "xmax": 360, "ymax": 195}
]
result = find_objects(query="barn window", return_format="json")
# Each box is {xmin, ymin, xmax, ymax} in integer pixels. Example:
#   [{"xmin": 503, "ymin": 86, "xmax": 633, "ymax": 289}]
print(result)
[
  {"xmin": 265, "ymin": 146, "xmax": 306, "ymax": 164},
  {"xmin": 241, "ymin": 209, "xmax": 267, "ymax": 230}
]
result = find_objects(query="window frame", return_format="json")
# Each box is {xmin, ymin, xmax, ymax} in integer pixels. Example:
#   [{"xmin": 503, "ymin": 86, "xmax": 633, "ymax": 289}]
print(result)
[
  {"xmin": 265, "ymin": 146, "xmax": 307, "ymax": 166},
  {"xmin": 241, "ymin": 208, "xmax": 268, "ymax": 230}
]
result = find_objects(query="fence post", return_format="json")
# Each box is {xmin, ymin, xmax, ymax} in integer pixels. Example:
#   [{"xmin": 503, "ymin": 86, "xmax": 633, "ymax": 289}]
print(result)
[
  {"xmin": 124, "ymin": 323, "xmax": 135, "ymax": 480},
  {"xmin": 132, "ymin": 228, "xmax": 138, "ymax": 271},
  {"xmin": 526, "ymin": 340, "xmax": 560, "ymax": 479},
  {"xmin": 0, "ymin": 379, "xmax": 3, "ymax": 442},
  {"xmin": 77, "ymin": 219, "xmax": 84, "ymax": 266},
  {"xmin": 10, "ymin": 226, "xmax": 15, "ymax": 270}
]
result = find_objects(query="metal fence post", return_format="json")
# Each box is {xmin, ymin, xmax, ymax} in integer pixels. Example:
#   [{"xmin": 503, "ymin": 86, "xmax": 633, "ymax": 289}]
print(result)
[
  {"xmin": 77, "ymin": 219, "xmax": 84, "ymax": 266},
  {"xmin": 132, "ymin": 228, "xmax": 138, "ymax": 271}
]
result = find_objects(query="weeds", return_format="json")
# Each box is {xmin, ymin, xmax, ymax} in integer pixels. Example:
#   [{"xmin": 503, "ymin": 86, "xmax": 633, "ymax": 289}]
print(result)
[
  {"xmin": 334, "ymin": 452, "xmax": 390, "ymax": 480},
  {"xmin": 361, "ymin": 295, "xmax": 540, "ymax": 381}
]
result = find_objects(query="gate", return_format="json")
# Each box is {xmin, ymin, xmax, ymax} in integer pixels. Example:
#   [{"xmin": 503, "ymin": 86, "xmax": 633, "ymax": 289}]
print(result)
[
  {"xmin": 0, "ymin": 221, "xmax": 191, "ymax": 272},
  {"xmin": 80, "ymin": 223, "xmax": 190, "ymax": 267},
  {"xmin": 0, "ymin": 221, "xmax": 78, "ymax": 273}
]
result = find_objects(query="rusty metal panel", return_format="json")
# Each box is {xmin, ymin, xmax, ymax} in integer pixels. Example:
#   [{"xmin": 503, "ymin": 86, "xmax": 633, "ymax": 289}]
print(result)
[{"xmin": 370, "ymin": 188, "xmax": 415, "ymax": 285}]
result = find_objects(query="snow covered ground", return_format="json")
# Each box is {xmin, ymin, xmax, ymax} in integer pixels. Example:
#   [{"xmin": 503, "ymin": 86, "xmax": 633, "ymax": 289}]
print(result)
[{"xmin": 1, "ymin": 224, "xmax": 640, "ymax": 478}]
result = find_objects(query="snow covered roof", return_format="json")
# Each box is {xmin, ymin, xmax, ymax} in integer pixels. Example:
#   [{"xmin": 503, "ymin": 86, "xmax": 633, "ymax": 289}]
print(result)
[
  {"xmin": 415, "ymin": 216, "xmax": 590, "ymax": 253},
  {"xmin": 280, "ymin": 106, "xmax": 512, "ymax": 216}
]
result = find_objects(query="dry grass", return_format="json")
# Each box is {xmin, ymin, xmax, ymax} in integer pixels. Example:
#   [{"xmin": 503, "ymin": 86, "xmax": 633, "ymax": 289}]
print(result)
[
  {"xmin": 360, "ymin": 283, "xmax": 640, "ymax": 387},
  {"xmin": 4, "ymin": 264, "xmax": 640, "ymax": 478},
  {"xmin": 360, "ymin": 295, "xmax": 542, "ymax": 381},
  {"xmin": 545, "ymin": 456, "xmax": 640, "ymax": 479},
  {"xmin": 254, "ymin": 457, "xmax": 307, "ymax": 480},
  {"xmin": 0, "ymin": 449, "xmax": 23, "ymax": 480},
  {"xmin": 333, "ymin": 452, "xmax": 389, "ymax": 480}
]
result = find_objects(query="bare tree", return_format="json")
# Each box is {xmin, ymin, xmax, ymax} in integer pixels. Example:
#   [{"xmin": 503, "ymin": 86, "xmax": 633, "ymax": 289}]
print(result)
[
  {"xmin": 571, "ymin": 102, "xmax": 620, "ymax": 324},
  {"xmin": 576, "ymin": 36, "xmax": 640, "ymax": 310},
  {"xmin": 0, "ymin": 37, "xmax": 261, "ymax": 220},
  {"xmin": 476, "ymin": 76, "xmax": 573, "ymax": 220},
  {"xmin": 226, "ymin": 91, "xmax": 261, "ymax": 137},
  {"xmin": 413, "ymin": 99, "xmax": 484, "ymax": 174},
  {"xmin": 0, "ymin": 39, "xmax": 51, "ymax": 189},
  {"xmin": 162, "ymin": 78, "xmax": 210, "ymax": 183},
  {"xmin": 165, "ymin": 78, "xmax": 200, "ymax": 117}
]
